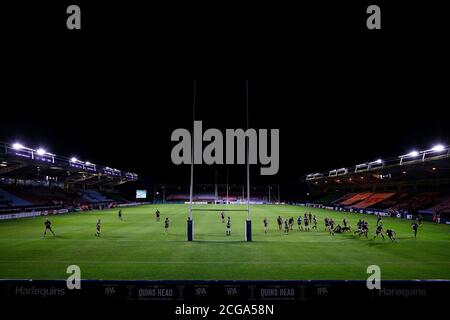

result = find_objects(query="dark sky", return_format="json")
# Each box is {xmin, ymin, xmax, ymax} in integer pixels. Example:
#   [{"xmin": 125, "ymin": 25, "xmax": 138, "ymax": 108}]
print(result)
[{"xmin": 1, "ymin": 2, "xmax": 449, "ymax": 196}]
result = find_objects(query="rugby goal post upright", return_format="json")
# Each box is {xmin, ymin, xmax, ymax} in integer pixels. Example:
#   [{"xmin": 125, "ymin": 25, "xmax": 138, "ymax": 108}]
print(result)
[
  {"xmin": 245, "ymin": 80, "xmax": 252, "ymax": 242},
  {"xmin": 187, "ymin": 80, "xmax": 196, "ymax": 241}
]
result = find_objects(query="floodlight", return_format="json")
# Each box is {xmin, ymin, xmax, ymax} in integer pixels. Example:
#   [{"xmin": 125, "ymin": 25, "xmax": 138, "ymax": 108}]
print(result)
[
  {"xmin": 36, "ymin": 148, "xmax": 46, "ymax": 156},
  {"xmin": 431, "ymin": 144, "xmax": 445, "ymax": 152},
  {"xmin": 369, "ymin": 159, "xmax": 383, "ymax": 165},
  {"xmin": 407, "ymin": 151, "xmax": 419, "ymax": 157},
  {"xmin": 85, "ymin": 161, "xmax": 92, "ymax": 165},
  {"xmin": 12, "ymin": 143, "xmax": 24, "ymax": 150},
  {"xmin": 70, "ymin": 157, "xmax": 78, "ymax": 163}
]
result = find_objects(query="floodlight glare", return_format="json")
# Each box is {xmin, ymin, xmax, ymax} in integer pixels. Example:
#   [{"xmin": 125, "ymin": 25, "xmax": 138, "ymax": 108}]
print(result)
[
  {"xmin": 70, "ymin": 157, "xmax": 78, "ymax": 163},
  {"xmin": 375, "ymin": 159, "xmax": 382, "ymax": 164},
  {"xmin": 36, "ymin": 148, "xmax": 46, "ymax": 156},
  {"xmin": 85, "ymin": 161, "xmax": 91, "ymax": 165},
  {"xmin": 431, "ymin": 144, "xmax": 445, "ymax": 152},
  {"xmin": 408, "ymin": 151, "xmax": 419, "ymax": 157},
  {"xmin": 12, "ymin": 143, "xmax": 24, "ymax": 150}
]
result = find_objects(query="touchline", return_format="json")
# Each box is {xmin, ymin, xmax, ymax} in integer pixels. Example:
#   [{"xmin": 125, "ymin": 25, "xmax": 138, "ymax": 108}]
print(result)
[{"xmin": 171, "ymin": 120, "xmax": 279, "ymax": 175}]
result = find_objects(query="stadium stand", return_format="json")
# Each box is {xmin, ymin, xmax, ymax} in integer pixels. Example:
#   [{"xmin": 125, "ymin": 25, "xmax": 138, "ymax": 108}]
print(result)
[
  {"xmin": 314, "ymin": 192, "xmax": 346, "ymax": 204},
  {"xmin": 304, "ymin": 144, "xmax": 450, "ymax": 222},
  {"xmin": 372, "ymin": 192, "xmax": 410, "ymax": 209},
  {"xmin": 81, "ymin": 189, "xmax": 113, "ymax": 203},
  {"xmin": 0, "ymin": 187, "xmax": 32, "ymax": 207},
  {"xmin": 423, "ymin": 195, "xmax": 450, "ymax": 214},
  {"xmin": 156, "ymin": 184, "xmax": 280, "ymax": 204},
  {"xmin": 389, "ymin": 192, "xmax": 441, "ymax": 212},
  {"xmin": 331, "ymin": 193, "xmax": 356, "ymax": 204},
  {"xmin": 352, "ymin": 192, "xmax": 395, "ymax": 209},
  {"xmin": 340, "ymin": 193, "xmax": 372, "ymax": 206},
  {"xmin": 0, "ymin": 141, "xmax": 138, "ymax": 216}
]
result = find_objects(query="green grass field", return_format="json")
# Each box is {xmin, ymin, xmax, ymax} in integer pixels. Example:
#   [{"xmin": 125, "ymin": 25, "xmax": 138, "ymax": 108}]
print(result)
[{"xmin": 0, "ymin": 204, "xmax": 449, "ymax": 280}]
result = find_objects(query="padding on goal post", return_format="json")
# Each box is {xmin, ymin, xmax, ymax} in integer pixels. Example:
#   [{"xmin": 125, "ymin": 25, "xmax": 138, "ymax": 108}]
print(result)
[
  {"xmin": 187, "ymin": 218, "xmax": 194, "ymax": 241},
  {"xmin": 245, "ymin": 219, "xmax": 252, "ymax": 241}
]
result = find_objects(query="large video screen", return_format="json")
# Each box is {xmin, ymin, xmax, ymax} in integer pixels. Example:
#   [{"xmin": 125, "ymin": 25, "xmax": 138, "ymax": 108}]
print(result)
[{"xmin": 136, "ymin": 190, "xmax": 147, "ymax": 199}]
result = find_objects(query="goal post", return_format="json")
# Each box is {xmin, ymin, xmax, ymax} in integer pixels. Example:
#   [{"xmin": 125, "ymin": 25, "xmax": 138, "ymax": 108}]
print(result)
[
  {"xmin": 187, "ymin": 80, "xmax": 197, "ymax": 241},
  {"xmin": 186, "ymin": 79, "xmax": 252, "ymax": 242},
  {"xmin": 245, "ymin": 79, "xmax": 252, "ymax": 242}
]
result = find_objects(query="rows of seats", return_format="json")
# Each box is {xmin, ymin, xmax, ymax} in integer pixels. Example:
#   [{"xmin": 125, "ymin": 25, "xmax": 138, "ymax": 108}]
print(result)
[
  {"xmin": 373, "ymin": 192, "xmax": 410, "ymax": 209},
  {"xmin": 340, "ymin": 193, "xmax": 372, "ymax": 206},
  {"xmin": 315, "ymin": 192, "xmax": 346, "ymax": 204},
  {"xmin": 389, "ymin": 192, "xmax": 440, "ymax": 211},
  {"xmin": 331, "ymin": 193, "xmax": 356, "ymax": 204},
  {"xmin": 0, "ymin": 188, "xmax": 32, "ymax": 207},
  {"xmin": 423, "ymin": 195, "xmax": 450, "ymax": 214},
  {"xmin": 352, "ymin": 193, "xmax": 395, "ymax": 209},
  {"xmin": 327, "ymin": 191, "xmax": 447, "ymax": 213},
  {"xmin": 0, "ymin": 185, "xmax": 123, "ymax": 211},
  {"xmin": 81, "ymin": 190, "xmax": 113, "ymax": 203},
  {"xmin": 0, "ymin": 194, "xmax": 10, "ymax": 208}
]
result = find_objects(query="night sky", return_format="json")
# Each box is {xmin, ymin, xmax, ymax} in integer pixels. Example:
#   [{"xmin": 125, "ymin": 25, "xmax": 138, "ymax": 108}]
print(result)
[{"xmin": 1, "ymin": 2, "xmax": 449, "ymax": 198}]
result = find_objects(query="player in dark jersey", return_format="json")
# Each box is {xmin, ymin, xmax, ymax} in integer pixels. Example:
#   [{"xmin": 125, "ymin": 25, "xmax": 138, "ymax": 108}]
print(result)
[
  {"xmin": 386, "ymin": 229, "xmax": 396, "ymax": 241},
  {"xmin": 289, "ymin": 217, "xmax": 294, "ymax": 230},
  {"xmin": 376, "ymin": 214, "xmax": 382, "ymax": 226},
  {"xmin": 43, "ymin": 218, "xmax": 55, "ymax": 237},
  {"xmin": 226, "ymin": 217, "xmax": 232, "ymax": 236},
  {"xmin": 341, "ymin": 217, "xmax": 350, "ymax": 231},
  {"xmin": 304, "ymin": 216, "xmax": 310, "ymax": 231},
  {"xmin": 308, "ymin": 212, "xmax": 312, "ymax": 224},
  {"xmin": 277, "ymin": 216, "xmax": 283, "ymax": 230},
  {"xmin": 418, "ymin": 214, "xmax": 423, "ymax": 225},
  {"xmin": 333, "ymin": 224, "xmax": 343, "ymax": 233},
  {"xmin": 95, "ymin": 219, "xmax": 101, "ymax": 237},
  {"xmin": 342, "ymin": 225, "xmax": 351, "ymax": 232},
  {"xmin": 326, "ymin": 217, "xmax": 334, "ymax": 236},
  {"xmin": 361, "ymin": 221, "xmax": 369, "ymax": 239},
  {"xmin": 284, "ymin": 219, "xmax": 289, "ymax": 234},
  {"xmin": 155, "ymin": 209, "xmax": 161, "ymax": 222},
  {"xmin": 221, "ymin": 211, "xmax": 225, "ymax": 223},
  {"xmin": 377, "ymin": 218, "xmax": 383, "ymax": 227},
  {"xmin": 411, "ymin": 221, "xmax": 419, "ymax": 238},
  {"xmin": 118, "ymin": 209, "xmax": 122, "ymax": 221},
  {"xmin": 374, "ymin": 224, "xmax": 385, "ymax": 240},
  {"xmin": 164, "ymin": 217, "xmax": 170, "ymax": 234},
  {"xmin": 297, "ymin": 216, "xmax": 303, "ymax": 230},
  {"xmin": 324, "ymin": 217, "xmax": 329, "ymax": 231},
  {"xmin": 355, "ymin": 220, "xmax": 363, "ymax": 234},
  {"xmin": 263, "ymin": 217, "xmax": 268, "ymax": 233},
  {"xmin": 329, "ymin": 218, "xmax": 335, "ymax": 230},
  {"xmin": 312, "ymin": 215, "xmax": 317, "ymax": 230}
]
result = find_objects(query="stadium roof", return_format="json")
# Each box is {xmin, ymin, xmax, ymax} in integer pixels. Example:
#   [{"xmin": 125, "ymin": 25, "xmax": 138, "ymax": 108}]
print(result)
[
  {"xmin": 0, "ymin": 141, "xmax": 138, "ymax": 186},
  {"xmin": 305, "ymin": 144, "xmax": 450, "ymax": 187}
]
